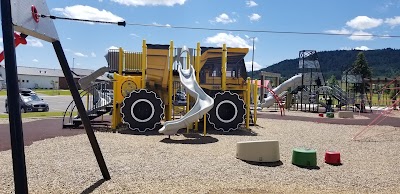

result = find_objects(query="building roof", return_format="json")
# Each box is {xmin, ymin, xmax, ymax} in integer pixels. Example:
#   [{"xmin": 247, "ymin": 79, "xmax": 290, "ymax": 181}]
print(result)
[{"xmin": 0, "ymin": 65, "xmax": 109, "ymax": 80}]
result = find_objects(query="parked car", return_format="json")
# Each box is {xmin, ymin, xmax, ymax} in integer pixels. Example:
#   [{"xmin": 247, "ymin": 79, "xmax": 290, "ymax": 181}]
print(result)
[
  {"xmin": 5, "ymin": 88, "xmax": 49, "ymax": 113},
  {"xmin": 173, "ymin": 91, "xmax": 187, "ymax": 106}
]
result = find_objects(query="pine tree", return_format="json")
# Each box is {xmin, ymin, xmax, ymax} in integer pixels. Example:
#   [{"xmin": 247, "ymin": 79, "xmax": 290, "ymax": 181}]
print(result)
[{"xmin": 351, "ymin": 52, "xmax": 372, "ymax": 78}]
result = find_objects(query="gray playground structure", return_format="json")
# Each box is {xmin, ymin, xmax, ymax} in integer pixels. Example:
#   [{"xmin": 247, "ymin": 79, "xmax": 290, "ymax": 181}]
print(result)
[{"xmin": 259, "ymin": 50, "xmax": 371, "ymax": 113}]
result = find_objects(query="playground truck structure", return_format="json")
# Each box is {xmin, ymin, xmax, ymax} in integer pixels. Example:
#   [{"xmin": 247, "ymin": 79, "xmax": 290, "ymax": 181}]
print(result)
[{"xmin": 63, "ymin": 40, "xmax": 256, "ymax": 133}]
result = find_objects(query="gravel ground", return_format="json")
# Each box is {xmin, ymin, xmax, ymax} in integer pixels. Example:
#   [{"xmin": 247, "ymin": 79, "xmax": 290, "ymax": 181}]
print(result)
[{"xmin": 1, "ymin": 114, "xmax": 400, "ymax": 194}]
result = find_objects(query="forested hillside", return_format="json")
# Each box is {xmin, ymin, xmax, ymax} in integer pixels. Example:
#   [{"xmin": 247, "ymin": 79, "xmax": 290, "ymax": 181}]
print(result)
[{"xmin": 252, "ymin": 48, "xmax": 400, "ymax": 80}]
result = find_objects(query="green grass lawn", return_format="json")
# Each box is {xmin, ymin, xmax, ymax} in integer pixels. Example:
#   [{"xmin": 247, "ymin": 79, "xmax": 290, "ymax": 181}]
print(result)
[
  {"xmin": 0, "ymin": 111, "xmax": 72, "ymax": 119},
  {"xmin": 34, "ymin": 89, "xmax": 84, "ymax": 96}
]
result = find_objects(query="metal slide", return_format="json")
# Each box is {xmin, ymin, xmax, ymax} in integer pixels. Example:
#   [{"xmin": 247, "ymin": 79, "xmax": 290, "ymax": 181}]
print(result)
[
  {"xmin": 159, "ymin": 64, "xmax": 214, "ymax": 135},
  {"xmin": 260, "ymin": 74, "xmax": 303, "ymax": 108}
]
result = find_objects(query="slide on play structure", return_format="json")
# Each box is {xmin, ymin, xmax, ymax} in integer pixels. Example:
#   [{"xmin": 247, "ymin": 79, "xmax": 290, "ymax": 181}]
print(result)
[
  {"xmin": 159, "ymin": 64, "xmax": 214, "ymax": 135},
  {"xmin": 260, "ymin": 74, "xmax": 302, "ymax": 108},
  {"xmin": 78, "ymin": 66, "xmax": 113, "ymax": 108}
]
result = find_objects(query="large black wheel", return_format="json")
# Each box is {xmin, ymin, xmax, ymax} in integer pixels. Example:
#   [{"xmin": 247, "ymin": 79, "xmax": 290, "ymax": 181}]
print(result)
[
  {"xmin": 207, "ymin": 91, "xmax": 245, "ymax": 132},
  {"xmin": 121, "ymin": 89, "xmax": 164, "ymax": 132}
]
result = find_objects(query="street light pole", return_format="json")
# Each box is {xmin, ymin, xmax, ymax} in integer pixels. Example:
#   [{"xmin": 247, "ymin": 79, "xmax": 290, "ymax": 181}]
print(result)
[
  {"xmin": 251, "ymin": 37, "xmax": 255, "ymax": 79},
  {"xmin": 72, "ymin": 57, "xmax": 75, "ymax": 70}
]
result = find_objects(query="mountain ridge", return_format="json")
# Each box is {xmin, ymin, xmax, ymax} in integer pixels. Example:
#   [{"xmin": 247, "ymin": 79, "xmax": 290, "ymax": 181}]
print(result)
[{"xmin": 252, "ymin": 48, "xmax": 400, "ymax": 81}]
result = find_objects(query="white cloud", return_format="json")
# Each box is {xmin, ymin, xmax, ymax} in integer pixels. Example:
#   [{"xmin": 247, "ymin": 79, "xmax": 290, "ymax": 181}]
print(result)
[
  {"xmin": 110, "ymin": 0, "xmax": 186, "ymax": 6},
  {"xmin": 52, "ymin": 5, "xmax": 124, "ymax": 24},
  {"xmin": 381, "ymin": 34, "xmax": 391, "ymax": 39},
  {"xmin": 248, "ymin": 13, "xmax": 261, "ymax": 22},
  {"xmin": 26, "ymin": 38, "xmax": 44, "ymax": 47},
  {"xmin": 246, "ymin": 1, "xmax": 258, "ymax": 7},
  {"xmin": 99, "ymin": 0, "xmax": 103, "ymax": 2},
  {"xmin": 204, "ymin": 33, "xmax": 252, "ymax": 49},
  {"xmin": 91, "ymin": 52, "xmax": 96, "ymax": 57},
  {"xmin": 107, "ymin": 46, "xmax": 119, "ymax": 50},
  {"xmin": 354, "ymin": 46, "xmax": 371, "ymax": 50},
  {"xmin": 348, "ymin": 31, "xmax": 374, "ymax": 41},
  {"xmin": 324, "ymin": 28, "xmax": 351, "ymax": 35},
  {"xmin": 346, "ymin": 16, "xmax": 383, "ymax": 30},
  {"xmin": 152, "ymin": 22, "xmax": 171, "ymax": 27},
  {"xmin": 130, "ymin": 33, "xmax": 140, "ymax": 38},
  {"xmin": 210, "ymin": 13, "xmax": 236, "ymax": 24},
  {"xmin": 385, "ymin": 16, "xmax": 400, "ymax": 27},
  {"xmin": 32, "ymin": 59, "xmax": 39, "ymax": 62},
  {"xmin": 340, "ymin": 46, "xmax": 371, "ymax": 50},
  {"xmin": 74, "ymin": 52, "xmax": 88, "ymax": 57},
  {"xmin": 66, "ymin": 37, "xmax": 72, "ymax": 40},
  {"xmin": 245, "ymin": 61, "xmax": 262, "ymax": 71},
  {"xmin": 339, "ymin": 47, "xmax": 352, "ymax": 50}
]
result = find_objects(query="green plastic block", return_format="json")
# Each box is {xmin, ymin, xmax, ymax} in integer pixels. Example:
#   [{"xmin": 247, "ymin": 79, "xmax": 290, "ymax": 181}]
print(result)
[
  {"xmin": 292, "ymin": 148, "xmax": 317, "ymax": 167},
  {"xmin": 326, "ymin": 112, "xmax": 334, "ymax": 118}
]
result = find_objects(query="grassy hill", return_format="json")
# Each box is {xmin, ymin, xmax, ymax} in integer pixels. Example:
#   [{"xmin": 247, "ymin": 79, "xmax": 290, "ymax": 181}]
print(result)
[{"xmin": 252, "ymin": 48, "xmax": 400, "ymax": 81}]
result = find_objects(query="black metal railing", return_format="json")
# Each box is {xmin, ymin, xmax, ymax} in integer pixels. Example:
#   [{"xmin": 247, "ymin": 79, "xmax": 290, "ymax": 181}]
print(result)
[{"xmin": 62, "ymin": 81, "xmax": 113, "ymax": 128}]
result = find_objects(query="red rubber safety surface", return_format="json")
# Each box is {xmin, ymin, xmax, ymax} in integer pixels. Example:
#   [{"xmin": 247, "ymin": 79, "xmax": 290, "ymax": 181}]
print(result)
[
  {"xmin": 257, "ymin": 111, "xmax": 400, "ymax": 127},
  {"xmin": 0, "ymin": 118, "xmax": 85, "ymax": 151}
]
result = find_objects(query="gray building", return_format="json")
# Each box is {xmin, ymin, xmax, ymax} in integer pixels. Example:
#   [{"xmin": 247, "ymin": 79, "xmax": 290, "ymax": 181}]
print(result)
[{"xmin": 0, "ymin": 65, "xmax": 109, "ymax": 90}]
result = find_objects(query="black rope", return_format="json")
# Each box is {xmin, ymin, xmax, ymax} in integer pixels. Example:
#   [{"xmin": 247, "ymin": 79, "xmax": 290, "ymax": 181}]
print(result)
[
  {"xmin": 125, "ymin": 22, "xmax": 400, "ymax": 38},
  {"xmin": 37, "ymin": 13, "xmax": 400, "ymax": 38},
  {"xmin": 38, "ymin": 14, "xmax": 126, "ymax": 27}
]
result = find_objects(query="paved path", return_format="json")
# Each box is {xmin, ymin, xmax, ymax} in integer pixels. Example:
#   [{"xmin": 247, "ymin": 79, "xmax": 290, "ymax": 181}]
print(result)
[
  {"xmin": 0, "ymin": 118, "xmax": 84, "ymax": 151},
  {"xmin": 257, "ymin": 111, "xmax": 400, "ymax": 127},
  {"xmin": 0, "ymin": 95, "xmax": 73, "ymax": 113}
]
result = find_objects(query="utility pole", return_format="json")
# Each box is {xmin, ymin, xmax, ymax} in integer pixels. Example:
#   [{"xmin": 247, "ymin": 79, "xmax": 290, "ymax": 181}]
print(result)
[
  {"xmin": 250, "ymin": 37, "xmax": 255, "ymax": 79},
  {"xmin": 72, "ymin": 57, "xmax": 75, "ymax": 70}
]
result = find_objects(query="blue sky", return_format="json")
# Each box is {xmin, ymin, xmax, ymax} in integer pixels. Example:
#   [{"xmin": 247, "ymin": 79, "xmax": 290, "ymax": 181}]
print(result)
[{"xmin": 1, "ymin": 0, "xmax": 400, "ymax": 71}]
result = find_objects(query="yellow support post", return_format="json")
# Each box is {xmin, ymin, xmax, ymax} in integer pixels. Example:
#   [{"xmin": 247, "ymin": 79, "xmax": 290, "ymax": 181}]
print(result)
[
  {"xmin": 196, "ymin": 42, "xmax": 200, "ymax": 81},
  {"xmin": 195, "ymin": 42, "xmax": 201, "ymax": 132},
  {"xmin": 253, "ymin": 79, "xmax": 258, "ymax": 125},
  {"xmin": 186, "ymin": 48, "xmax": 191, "ymax": 133},
  {"xmin": 203, "ymin": 114, "xmax": 206, "ymax": 136},
  {"xmin": 221, "ymin": 44, "xmax": 227, "ymax": 91},
  {"xmin": 246, "ymin": 77, "xmax": 251, "ymax": 129},
  {"xmin": 118, "ymin": 47, "xmax": 124, "ymax": 75},
  {"xmin": 111, "ymin": 73, "xmax": 118, "ymax": 131},
  {"xmin": 142, "ymin": 40, "xmax": 147, "ymax": 88},
  {"xmin": 86, "ymin": 93, "xmax": 89, "ymax": 110},
  {"xmin": 167, "ymin": 41, "xmax": 174, "ymax": 121}
]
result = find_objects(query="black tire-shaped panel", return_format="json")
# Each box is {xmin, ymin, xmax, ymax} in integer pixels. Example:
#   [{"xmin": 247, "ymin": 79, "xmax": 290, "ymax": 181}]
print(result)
[
  {"xmin": 121, "ymin": 89, "xmax": 164, "ymax": 132},
  {"xmin": 207, "ymin": 91, "xmax": 245, "ymax": 132}
]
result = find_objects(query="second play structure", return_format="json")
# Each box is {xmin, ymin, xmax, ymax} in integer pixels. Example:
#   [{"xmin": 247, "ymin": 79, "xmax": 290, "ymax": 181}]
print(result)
[{"xmin": 63, "ymin": 41, "xmax": 257, "ymax": 134}]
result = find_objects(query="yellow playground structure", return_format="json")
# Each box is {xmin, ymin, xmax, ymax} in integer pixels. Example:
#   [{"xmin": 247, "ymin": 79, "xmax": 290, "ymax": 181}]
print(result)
[{"xmin": 64, "ymin": 40, "xmax": 258, "ymax": 133}]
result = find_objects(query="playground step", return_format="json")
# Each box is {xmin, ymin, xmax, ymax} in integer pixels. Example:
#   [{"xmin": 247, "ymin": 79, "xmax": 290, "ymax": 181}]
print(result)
[
  {"xmin": 63, "ymin": 123, "xmax": 77, "ymax": 129},
  {"xmin": 237, "ymin": 140, "xmax": 280, "ymax": 162},
  {"xmin": 292, "ymin": 148, "xmax": 317, "ymax": 167}
]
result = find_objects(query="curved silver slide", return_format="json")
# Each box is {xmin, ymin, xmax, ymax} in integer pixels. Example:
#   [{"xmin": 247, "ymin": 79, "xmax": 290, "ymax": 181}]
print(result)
[
  {"xmin": 261, "ymin": 74, "xmax": 302, "ymax": 108},
  {"xmin": 159, "ymin": 64, "xmax": 214, "ymax": 135}
]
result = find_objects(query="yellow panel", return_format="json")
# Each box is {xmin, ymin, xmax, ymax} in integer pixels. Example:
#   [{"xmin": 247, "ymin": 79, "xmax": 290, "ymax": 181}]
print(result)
[
  {"xmin": 199, "ymin": 47, "xmax": 249, "ymax": 70},
  {"xmin": 147, "ymin": 48, "xmax": 170, "ymax": 88},
  {"xmin": 124, "ymin": 52, "xmax": 142, "ymax": 71},
  {"xmin": 114, "ymin": 73, "xmax": 142, "ymax": 103}
]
